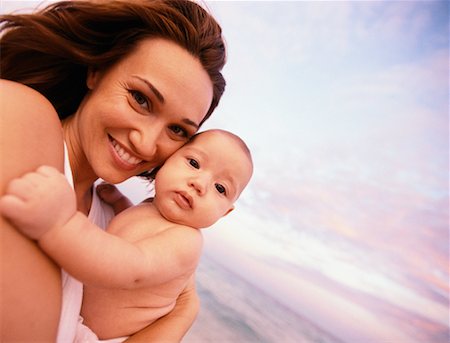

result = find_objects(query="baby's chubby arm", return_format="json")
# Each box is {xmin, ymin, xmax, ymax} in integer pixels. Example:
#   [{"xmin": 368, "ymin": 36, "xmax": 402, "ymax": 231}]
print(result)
[
  {"xmin": 1, "ymin": 166, "xmax": 203, "ymax": 289},
  {"xmin": 0, "ymin": 165, "xmax": 77, "ymax": 240}
]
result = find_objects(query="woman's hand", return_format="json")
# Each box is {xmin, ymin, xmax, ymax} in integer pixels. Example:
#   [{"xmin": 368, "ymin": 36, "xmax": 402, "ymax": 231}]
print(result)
[
  {"xmin": 97, "ymin": 182, "xmax": 133, "ymax": 215},
  {"xmin": 0, "ymin": 165, "xmax": 76, "ymax": 240},
  {"xmin": 124, "ymin": 275, "xmax": 200, "ymax": 342}
]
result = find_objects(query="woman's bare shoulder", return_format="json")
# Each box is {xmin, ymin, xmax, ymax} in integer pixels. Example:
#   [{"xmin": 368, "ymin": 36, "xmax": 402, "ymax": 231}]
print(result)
[
  {"xmin": 0, "ymin": 80, "xmax": 65, "ymax": 187},
  {"xmin": 0, "ymin": 79, "xmax": 59, "ymax": 120}
]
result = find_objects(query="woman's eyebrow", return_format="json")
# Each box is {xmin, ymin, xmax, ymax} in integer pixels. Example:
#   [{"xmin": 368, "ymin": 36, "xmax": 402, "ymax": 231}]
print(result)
[
  {"xmin": 132, "ymin": 75, "xmax": 165, "ymax": 104},
  {"xmin": 183, "ymin": 118, "xmax": 199, "ymax": 130}
]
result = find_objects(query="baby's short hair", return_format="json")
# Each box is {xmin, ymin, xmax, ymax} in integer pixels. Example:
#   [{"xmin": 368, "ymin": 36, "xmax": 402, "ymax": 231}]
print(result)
[
  {"xmin": 189, "ymin": 129, "xmax": 253, "ymax": 165},
  {"xmin": 140, "ymin": 129, "xmax": 253, "ymax": 181}
]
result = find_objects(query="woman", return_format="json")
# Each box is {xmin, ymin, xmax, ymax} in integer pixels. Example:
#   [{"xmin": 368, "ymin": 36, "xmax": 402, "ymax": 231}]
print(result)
[{"xmin": 0, "ymin": 0, "xmax": 226, "ymax": 341}]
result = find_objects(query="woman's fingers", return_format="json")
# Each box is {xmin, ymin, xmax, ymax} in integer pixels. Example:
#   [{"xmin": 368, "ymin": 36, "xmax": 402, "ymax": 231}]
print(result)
[{"xmin": 97, "ymin": 183, "xmax": 123, "ymax": 203}]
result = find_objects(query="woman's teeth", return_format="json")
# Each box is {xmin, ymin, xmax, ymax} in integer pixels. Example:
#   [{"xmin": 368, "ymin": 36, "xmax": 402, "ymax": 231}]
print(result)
[{"xmin": 112, "ymin": 139, "xmax": 142, "ymax": 165}]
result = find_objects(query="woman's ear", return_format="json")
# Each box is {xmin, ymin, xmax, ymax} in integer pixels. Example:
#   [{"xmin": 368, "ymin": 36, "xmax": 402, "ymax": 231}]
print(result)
[{"xmin": 86, "ymin": 68, "xmax": 100, "ymax": 90}]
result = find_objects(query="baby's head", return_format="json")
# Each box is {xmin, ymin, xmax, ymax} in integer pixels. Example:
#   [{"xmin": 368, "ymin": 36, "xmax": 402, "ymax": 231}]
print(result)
[{"xmin": 153, "ymin": 129, "xmax": 253, "ymax": 228}]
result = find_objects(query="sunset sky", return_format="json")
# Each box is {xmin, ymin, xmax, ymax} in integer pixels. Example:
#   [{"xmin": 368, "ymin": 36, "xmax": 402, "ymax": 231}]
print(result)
[{"xmin": 201, "ymin": 0, "xmax": 449, "ymax": 259}]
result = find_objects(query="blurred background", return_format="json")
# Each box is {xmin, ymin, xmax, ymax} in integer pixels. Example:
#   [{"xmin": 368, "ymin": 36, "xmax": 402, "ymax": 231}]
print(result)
[{"xmin": 2, "ymin": 1, "xmax": 449, "ymax": 342}]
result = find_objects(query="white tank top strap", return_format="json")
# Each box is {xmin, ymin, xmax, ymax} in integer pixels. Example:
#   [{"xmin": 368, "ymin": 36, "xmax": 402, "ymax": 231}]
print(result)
[
  {"xmin": 57, "ymin": 142, "xmax": 83, "ymax": 343},
  {"xmin": 63, "ymin": 142, "xmax": 74, "ymax": 189},
  {"xmin": 57, "ymin": 142, "xmax": 116, "ymax": 343}
]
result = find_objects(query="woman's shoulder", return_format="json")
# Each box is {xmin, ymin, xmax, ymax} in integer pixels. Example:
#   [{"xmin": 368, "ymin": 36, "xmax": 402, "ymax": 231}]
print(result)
[
  {"xmin": 0, "ymin": 79, "xmax": 65, "ymax": 184},
  {"xmin": 1, "ymin": 79, "xmax": 58, "ymax": 119}
]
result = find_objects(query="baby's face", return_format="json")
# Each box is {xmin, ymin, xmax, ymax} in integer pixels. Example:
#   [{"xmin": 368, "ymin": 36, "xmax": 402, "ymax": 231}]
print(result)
[{"xmin": 154, "ymin": 131, "xmax": 253, "ymax": 228}]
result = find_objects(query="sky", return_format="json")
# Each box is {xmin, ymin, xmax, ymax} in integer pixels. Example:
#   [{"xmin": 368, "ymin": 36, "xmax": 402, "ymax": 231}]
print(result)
[
  {"xmin": 199, "ymin": 1, "xmax": 449, "ymax": 247},
  {"xmin": 200, "ymin": 0, "xmax": 449, "ymax": 262},
  {"xmin": 2, "ymin": 0, "xmax": 449, "ymax": 341}
]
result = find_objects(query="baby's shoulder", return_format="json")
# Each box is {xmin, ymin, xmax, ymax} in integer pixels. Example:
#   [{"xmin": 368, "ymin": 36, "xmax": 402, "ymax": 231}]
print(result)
[
  {"xmin": 167, "ymin": 223, "xmax": 202, "ymax": 238},
  {"xmin": 110, "ymin": 204, "xmax": 202, "ymax": 241},
  {"xmin": 157, "ymin": 222, "xmax": 203, "ymax": 251}
]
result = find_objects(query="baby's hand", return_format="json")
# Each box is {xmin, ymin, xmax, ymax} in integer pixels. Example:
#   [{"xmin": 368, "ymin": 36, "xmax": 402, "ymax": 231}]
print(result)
[{"xmin": 0, "ymin": 165, "xmax": 77, "ymax": 240}]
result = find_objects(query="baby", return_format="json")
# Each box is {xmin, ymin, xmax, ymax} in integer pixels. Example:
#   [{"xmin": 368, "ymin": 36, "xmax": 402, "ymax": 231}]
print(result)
[{"xmin": 0, "ymin": 129, "xmax": 253, "ymax": 342}]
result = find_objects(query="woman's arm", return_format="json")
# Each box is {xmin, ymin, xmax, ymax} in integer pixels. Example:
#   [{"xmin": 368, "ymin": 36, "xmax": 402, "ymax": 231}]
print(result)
[
  {"xmin": 0, "ymin": 80, "xmax": 65, "ymax": 341},
  {"xmin": 125, "ymin": 275, "xmax": 200, "ymax": 343}
]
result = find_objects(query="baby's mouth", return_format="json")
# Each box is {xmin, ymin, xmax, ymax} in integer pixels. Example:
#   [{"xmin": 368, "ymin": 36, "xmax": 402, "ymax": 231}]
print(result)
[{"xmin": 175, "ymin": 191, "xmax": 193, "ymax": 209}]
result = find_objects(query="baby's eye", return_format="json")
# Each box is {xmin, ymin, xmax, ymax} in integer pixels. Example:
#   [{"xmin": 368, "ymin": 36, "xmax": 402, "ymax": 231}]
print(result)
[
  {"xmin": 189, "ymin": 159, "xmax": 200, "ymax": 169},
  {"xmin": 130, "ymin": 90, "xmax": 150, "ymax": 110},
  {"xmin": 215, "ymin": 183, "xmax": 226, "ymax": 195}
]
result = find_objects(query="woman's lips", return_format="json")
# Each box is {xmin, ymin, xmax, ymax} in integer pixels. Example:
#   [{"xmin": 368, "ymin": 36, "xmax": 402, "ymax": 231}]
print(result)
[{"xmin": 109, "ymin": 135, "xmax": 144, "ymax": 170}]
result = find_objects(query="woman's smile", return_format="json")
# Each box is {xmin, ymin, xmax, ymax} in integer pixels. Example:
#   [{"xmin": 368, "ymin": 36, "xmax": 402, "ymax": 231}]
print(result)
[{"xmin": 108, "ymin": 135, "xmax": 144, "ymax": 170}]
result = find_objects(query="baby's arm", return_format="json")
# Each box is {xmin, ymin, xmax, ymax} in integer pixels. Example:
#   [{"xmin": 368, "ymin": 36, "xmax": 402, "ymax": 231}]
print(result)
[{"xmin": 0, "ymin": 166, "xmax": 203, "ymax": 289}]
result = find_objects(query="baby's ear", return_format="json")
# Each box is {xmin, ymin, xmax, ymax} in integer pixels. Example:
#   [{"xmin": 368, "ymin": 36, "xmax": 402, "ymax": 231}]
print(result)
[{"xmin": 223, "ymin": 205, "xmax": 235, "ymax": 217}]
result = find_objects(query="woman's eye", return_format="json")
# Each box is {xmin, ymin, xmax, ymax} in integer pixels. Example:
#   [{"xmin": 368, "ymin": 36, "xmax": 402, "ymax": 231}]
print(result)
[
  {"xmin": 130, "ymin": 90, "xmax": 150, "ymax": 110},
  {"xmin": 189, "ymin": 159, "xmax": 200, "ymax": 169},
  {"xmin": 215, "ymin": 183, "xmax": 226, "ymax": 195},
  {"xmin": 169, "ymin": 125, "xmax": 188, "ymax": 138}
]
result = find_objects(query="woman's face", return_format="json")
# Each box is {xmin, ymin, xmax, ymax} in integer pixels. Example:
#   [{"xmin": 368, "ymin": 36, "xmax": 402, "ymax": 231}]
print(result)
[{"xmin": 75, "ymin": 38, "xmax": 213, "ymax": 184}]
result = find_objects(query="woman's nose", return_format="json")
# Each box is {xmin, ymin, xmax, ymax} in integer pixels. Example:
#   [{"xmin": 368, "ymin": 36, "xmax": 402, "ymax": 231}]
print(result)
[{"xmin": 129, "ymin": 124, "xmax": 163, "ymax": 159}]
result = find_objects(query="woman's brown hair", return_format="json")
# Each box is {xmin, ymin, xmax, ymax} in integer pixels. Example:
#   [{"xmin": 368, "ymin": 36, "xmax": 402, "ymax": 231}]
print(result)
[{"xmin": 0, "ymin": 0, "xmax": 226, "ymax": 124}]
